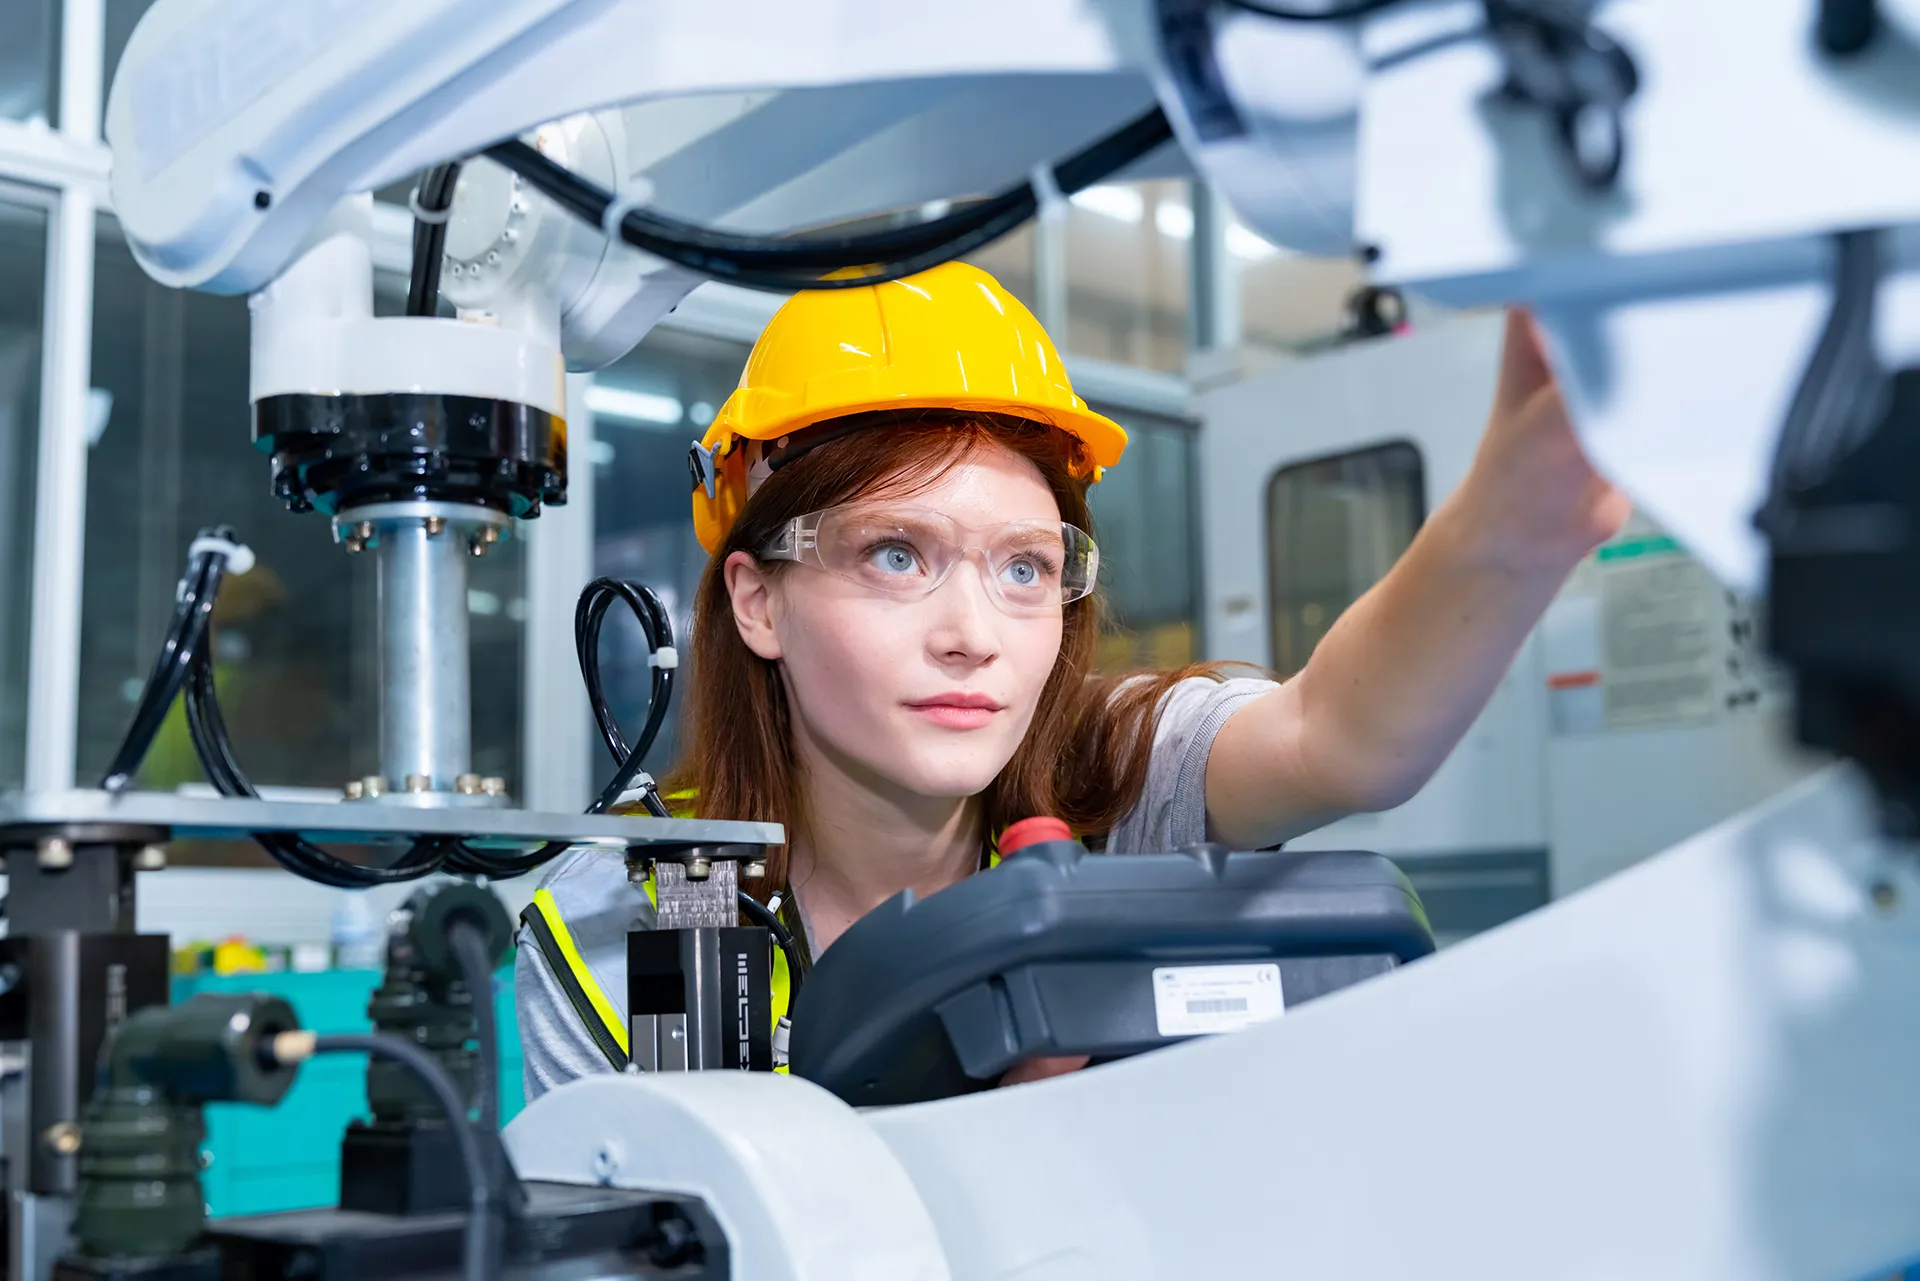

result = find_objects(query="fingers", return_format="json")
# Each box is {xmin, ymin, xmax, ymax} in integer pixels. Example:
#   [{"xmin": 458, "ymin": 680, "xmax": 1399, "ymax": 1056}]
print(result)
[
  {"xmin": 1494, "ymin": 307, "xmax": 1554, "ymax": 414},
  {"xmin": 998, "ymin": 1054, "xmax": 1091, "ymax": 1087}
]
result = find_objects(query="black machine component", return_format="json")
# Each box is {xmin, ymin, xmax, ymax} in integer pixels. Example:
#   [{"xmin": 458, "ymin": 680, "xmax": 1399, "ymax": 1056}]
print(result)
[
  {"xmin": 185, "ymin": 1183, "xmax": 724, "ymax": 1281},
  {"xmin": 625, "ymin": 854, "xmax": 776, "ymax": 1074},
  {"xmin": 0, "ymin": 825, "xmax": 173, "ymax": 1204},
  {"xmin": 629, "ymin": 929, "xmax": 773, "ymax": 1073},
  {"xmin": 67, "ymin": 994, "xmax": 301, "ymax": 1263},
  {"xmin": 339, "ymin": 882, "xmax": 516, "ymax": 1218},
  {"xmin": 51, "ymin": 992, "xmax": 729, "ymax": 1281},
  {"xmin": 789, "ymin": 835, "xmax": 1434, "ymax": 1106},
  {"xmin": 253, "ymin": 392, "xmax": 566, "ymax": 519},
  {"xmin": 1759, "ymin": 228, "xmax": 1920, "ymax": 838}
]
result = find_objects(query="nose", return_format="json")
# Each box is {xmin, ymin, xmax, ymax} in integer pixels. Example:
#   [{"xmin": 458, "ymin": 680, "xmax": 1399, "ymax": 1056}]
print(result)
[{"xmin": 923, "ymin": 548, "xmax": 1001, "ymax": 668}]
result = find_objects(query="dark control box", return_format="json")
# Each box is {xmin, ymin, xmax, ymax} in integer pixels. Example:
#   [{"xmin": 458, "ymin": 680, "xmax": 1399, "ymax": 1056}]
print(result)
[{"xmin": 790, "ymin": 841, "xmax": 1434, "ymax": 1105}]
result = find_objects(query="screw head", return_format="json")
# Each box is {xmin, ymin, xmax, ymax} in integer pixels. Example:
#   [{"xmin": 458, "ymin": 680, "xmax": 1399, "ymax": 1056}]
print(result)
[
  {"xmin": 43, "ymin": 1122, "xmax": 81, "ymax": 1156},
  {"xmin": 481, "ymin": 777, "xmax": 508, "ymax": 798},
  {"xmin": 355, "ymin": 521, "xmax": 374, "ymax": 543},
  {"xmin": 469, "ymin": 537, "xmax": 488, "ymax": 558},
  {"xmin": 685, "ymin": 858, "xmax": 712, "ymax": 882},
  {"xmin": 744, "ymin": 860, "xmax": 768, "ymax": 880},
  {"xmin": 344, "ymin": 780, "xmax": 365, "ymax": 801},
  {"xmin": 404, "ymin": 773, "xmax": 431, "ymax": 793},
  {"xmin": 36, "ymin": 838, "xmax": 73, "ymax": 870},
  {"xmin": 133, "ymin": 844, "xmax": 168, "ymax": 872},
  {"xmin": 344, "ymin": 534, "xmax": 366, "ymax": 554},
  {"xmin": 361, "ymin": 775, "xmax": 388, "ymax": 799},
  {"xmin": 456, "ymin": 773, "xmax": 484, "ymax": 796},
  {"xmin": 425, "ymin": 516, "xmax": 447, "ymax": 536}
]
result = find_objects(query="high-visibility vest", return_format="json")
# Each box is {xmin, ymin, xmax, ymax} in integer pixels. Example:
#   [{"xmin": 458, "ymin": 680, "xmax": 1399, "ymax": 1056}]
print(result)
[
  {"xmin": 519, "ymin": 832, "xmax": 1002, "ymax": 1076},
  {"xmin": 520, "ymin": 871, "xmax": 795, "ymax": 1074}
]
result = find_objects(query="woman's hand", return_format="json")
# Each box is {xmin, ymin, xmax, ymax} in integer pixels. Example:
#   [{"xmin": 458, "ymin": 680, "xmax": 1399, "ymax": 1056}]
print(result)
[
  {"xmin": 1458, "ymin": 308, "xmax": 1631, "ymax": 571},
  {"xmin": 999, "ymin": 1054, "xmax": 1090, "ymax": 1087}
]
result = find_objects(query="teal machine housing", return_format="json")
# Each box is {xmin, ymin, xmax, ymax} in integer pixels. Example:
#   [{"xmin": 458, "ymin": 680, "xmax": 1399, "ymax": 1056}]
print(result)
[{"xmin": 173, "ymin": 966, "xmax": 523, "ymax": 1216}]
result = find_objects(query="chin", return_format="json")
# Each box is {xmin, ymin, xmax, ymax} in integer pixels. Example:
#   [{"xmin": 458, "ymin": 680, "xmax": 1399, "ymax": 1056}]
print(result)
[{"xmin": 883, "ymin": 741, "xmax": 1015, "ymax": 800}]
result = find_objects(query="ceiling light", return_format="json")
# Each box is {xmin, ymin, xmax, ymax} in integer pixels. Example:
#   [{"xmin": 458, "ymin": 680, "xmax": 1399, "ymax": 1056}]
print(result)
[
  {"xmin": 1155, "ymin": 201, "xmax": 1194, "ymax": 241},
  {"xmin": 586, "ymin": 385, "xmax": 683, "ymax": 425},
  {"xmin": 1069, "ymin": 185, "xmax": 1144, "ymax": 224}
]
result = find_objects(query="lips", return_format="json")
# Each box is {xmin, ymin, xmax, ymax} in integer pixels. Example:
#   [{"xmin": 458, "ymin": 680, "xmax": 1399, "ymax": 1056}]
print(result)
[{"xmin": 906, "ymin": 693, "xmax": 1005, "ymax": 729}]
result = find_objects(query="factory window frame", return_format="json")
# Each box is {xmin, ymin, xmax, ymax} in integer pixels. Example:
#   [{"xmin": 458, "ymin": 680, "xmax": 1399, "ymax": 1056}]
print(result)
[
  {"xmin": 1265, "ymin": 440, "xmax": 1425, "ymax": 679},
  {"xmin": 0, "ymin": 188, "xmax": 51, "ymax": 789}
]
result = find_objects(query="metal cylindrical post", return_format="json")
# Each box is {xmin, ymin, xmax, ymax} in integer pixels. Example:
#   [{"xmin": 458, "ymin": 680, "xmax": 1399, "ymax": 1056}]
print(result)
[{"xmin": 373, "ymin": 513, "xmax": 475, "ymax": 794}]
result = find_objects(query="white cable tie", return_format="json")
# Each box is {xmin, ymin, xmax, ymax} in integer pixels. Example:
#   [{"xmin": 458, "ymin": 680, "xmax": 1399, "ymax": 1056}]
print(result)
[
  {"xmin": 766, "ymin": 892, "xmax": 784, "ymax": 917},
  {"xmin": 600, "ymin": 178, "xmax": 655, "ymax": 240},
  {"xmin": 188, "ymin": 535, "xmax": 255, "ymax": 576},
  {"xmin": 1030, "ymin": 162, "xmax": 1068, "ymax": 225},
  {"xmin": 614, "ymin": 773, "xmax": 658, "ymax": 809},
  {"xmin": 408, "ymin": 186, "xmax": 455, "ymax": 225},
  {"xmin": 648, "ymin": 646, "xmax": 679, "ymax": 670}
]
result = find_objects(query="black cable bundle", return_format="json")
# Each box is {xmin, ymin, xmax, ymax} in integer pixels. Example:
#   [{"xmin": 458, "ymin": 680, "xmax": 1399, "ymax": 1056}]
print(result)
[
  {"xmin": 406, "ymin": 162, "xmax": 462, "ymax": 317},
  {"xmin": 104, "ymin": 536, "xmax": 688, "ymax": 886},
  {"xmin": 104, "ymin": 528, "xmax": 457, "ymax": 887},
  {"xmin": 483, "ymin": 107, "xmax": 1174, "ymax": 293}
]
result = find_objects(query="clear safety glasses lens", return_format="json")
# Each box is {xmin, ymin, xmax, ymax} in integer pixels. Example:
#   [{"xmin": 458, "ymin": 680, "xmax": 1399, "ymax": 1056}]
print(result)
[{"xmin": 762, "ymin": 506, "xmax": 1099, "ymax": 614}]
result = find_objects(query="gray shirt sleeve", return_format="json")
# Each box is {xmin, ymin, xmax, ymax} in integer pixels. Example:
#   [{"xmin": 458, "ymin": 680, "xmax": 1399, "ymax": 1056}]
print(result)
[
  {"xmin": 514, "ymin": 845, "xmax": 655, "ymax": 1105},
  {"xmin": 1104, "ymin": 675, "xmax": 1278, "ymax": 855}
]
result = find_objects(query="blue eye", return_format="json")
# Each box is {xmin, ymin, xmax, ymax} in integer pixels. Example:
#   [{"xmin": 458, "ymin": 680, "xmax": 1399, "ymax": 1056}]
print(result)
[
  {"xmin": 1003, "ymin": 559, "xmax": 1039, "ymax": 586},
  {"xmin": 867, "ymin": 542, "xmax": 921, "ymax": 575}
]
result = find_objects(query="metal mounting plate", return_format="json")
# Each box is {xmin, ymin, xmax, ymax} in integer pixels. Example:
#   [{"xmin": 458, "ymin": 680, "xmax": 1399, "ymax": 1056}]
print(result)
[{"xmin": 0, "ymin": 791, "xmax": 781, "ymax": 852}]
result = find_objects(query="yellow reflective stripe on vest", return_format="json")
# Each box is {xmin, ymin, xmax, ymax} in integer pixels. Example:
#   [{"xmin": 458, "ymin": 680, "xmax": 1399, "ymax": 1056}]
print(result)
[{"xmin": 530, "ymin": 887, "xmax": 629, "ymax": 1057}]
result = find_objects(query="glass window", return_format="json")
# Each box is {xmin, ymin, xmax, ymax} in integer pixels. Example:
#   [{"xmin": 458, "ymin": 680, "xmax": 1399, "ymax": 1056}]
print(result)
[
  {"xmin": 1090, "ymin": 409, "xmax": 1202, "ymax": 672},
  {"xmin": 1064, "ymin": 179, "xmax": 1190, "ymax": 373},
  {"xmin": 0, "ymin": 0, "xmax": 60, "ymax": 126},
  {"xmin": 81, "ymin": 219, "xmax": 526, "ymax": 818},
  {"xmin": 589, "ymin": 326, "xmax": 751, "ymax": 775},
  {"xmin": 1266, "ymin": 442, "xmax": 1424, "ymax": 678},
  {"xmin": 0, "ymin": 193, "xmax": 50, "ymax": 789}
]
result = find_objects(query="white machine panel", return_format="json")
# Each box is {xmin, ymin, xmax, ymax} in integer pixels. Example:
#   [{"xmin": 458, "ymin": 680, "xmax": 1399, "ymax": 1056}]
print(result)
[{"xmin": 862, "ymin": 767, "xmax": 1920, "ymax": 1281}]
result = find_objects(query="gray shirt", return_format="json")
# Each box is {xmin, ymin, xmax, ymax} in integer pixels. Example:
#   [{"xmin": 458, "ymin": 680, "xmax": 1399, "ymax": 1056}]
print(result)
[{"xmin": 514, "ymin": 674, "xmax": 1277, "ymax": 1102}]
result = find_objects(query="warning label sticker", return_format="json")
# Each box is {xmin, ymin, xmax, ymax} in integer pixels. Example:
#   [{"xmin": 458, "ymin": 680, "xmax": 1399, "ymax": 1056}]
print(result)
[{"xmin": 1153, "ymin": 964, "xmax": 1285, "ymax": 1037}]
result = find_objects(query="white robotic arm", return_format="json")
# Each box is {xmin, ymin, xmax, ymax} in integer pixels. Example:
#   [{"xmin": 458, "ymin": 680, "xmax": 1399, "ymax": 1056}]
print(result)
[{"xmin": 93, "ymin": 3, "xmax": 1920, "ymax": 1280}]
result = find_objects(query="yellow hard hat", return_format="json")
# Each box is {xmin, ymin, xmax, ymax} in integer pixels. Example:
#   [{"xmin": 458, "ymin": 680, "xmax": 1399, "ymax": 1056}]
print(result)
[{"xmin": 689, "ymin": 261, "xmax": 1128, "ymax": 553}]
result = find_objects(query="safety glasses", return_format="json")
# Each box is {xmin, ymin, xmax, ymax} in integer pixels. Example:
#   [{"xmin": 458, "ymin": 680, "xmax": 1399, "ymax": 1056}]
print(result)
[{"xmin": 759, "ymin": 504, "xmax": 1099, "ymax": 616}]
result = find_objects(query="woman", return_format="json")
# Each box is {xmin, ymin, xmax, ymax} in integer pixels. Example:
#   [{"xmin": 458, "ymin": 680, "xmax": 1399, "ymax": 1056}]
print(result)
[{"xmin": 517, "ymin": 261, "xmax": 1628, "ymax": 1096}]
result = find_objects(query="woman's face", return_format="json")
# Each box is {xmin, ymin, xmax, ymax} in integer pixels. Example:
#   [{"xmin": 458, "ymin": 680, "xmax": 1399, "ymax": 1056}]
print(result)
[{"xmin": 726, "ymin": 444, "xmax": 1067, "ymax": 801}]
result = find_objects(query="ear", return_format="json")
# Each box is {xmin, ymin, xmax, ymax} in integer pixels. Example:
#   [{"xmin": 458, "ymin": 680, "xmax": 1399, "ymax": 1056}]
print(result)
[{"xmin": 724, "ymin": 551, "xmax": 784, "ymax": 661}]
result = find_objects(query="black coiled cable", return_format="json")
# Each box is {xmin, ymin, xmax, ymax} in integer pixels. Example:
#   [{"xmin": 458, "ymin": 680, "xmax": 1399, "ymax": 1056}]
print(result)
[{"xmin": 435, "ymin": 578, "xmax": 677, "ymax": 880}]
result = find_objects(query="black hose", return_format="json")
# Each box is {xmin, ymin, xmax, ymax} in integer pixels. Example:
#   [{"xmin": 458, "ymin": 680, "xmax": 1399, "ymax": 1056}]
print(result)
[
  {"xmin": 447, "ymin": 578, "xmax": 678, "ymax": 879},
  {"xmin": 312, "ymin": 1033, "xmax": 494, "ymax": 1281},
  {"xmin": 446, "ymin": 920, "xmax": 500, "ymax": 1139},
  {"xmin": 483, "ymin": 107, "xmax": 1174, "ymax": 292},
  {"xmin": 1217, "ymin": 0, "xmax": 1400, "ymax": 18},
  {"xmin": 406, "ymin": 163, "xmax": 462, "ymax": 317},
  {"xmin": 100, "ymin": 529, "xmax": 232, "ymax": 793},
  {"xmin": 736, "ymin": 891, "xmax": 804, "ymax": 996}
]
